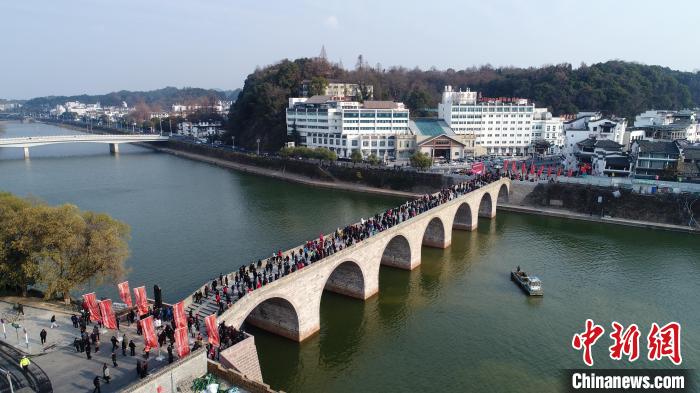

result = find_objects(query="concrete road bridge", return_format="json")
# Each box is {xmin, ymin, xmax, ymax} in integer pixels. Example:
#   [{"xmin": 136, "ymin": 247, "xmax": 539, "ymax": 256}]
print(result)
[
  {"xmin": 0, "ymin": 134, "xmax": 169, "ymax": 158},
  {"xmin": 184, "ymin": 178, "xmax": 510, "ymax": 342}
]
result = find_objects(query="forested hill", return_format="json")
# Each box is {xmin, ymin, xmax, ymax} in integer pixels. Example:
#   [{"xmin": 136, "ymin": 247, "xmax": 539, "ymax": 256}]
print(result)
[
  {"xmin": 226, "ymin": 58, "xmax": 700, "ymax": 150},
  {"xmin": 21, "ymin": 87, "xmax": 241, "ymax": 111}
]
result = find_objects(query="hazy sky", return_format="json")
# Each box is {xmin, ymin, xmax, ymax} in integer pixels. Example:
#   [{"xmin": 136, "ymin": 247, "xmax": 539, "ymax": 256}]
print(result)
[{"xmin": 1, "ymin": 0, "xmax": 698, "ymax": 99}]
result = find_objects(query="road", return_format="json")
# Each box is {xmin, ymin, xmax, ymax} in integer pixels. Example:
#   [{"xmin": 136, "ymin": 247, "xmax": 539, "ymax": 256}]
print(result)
[{"xmin": 0, "ymin": 342, "xmax": 52, "ymax": 393}]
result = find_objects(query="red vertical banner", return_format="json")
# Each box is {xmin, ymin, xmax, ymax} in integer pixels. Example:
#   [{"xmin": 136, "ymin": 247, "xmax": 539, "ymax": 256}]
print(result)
[
  {"xmin": 567, "ymin": 168, "xmax": 573, "ymax": 177},
  {"xmin": 173, "ymin": 301, "xmax": 187, "ymax": 330},
  {"xmin": 133, "ymin": 286, "xmax": 148, "ymax": 316},
  {"xmin": 521, "ymin": 162, "xmax": 526, "ymax": 175},
  {"xmin": 204, "ymin": 314, "xmax": 219, "ymax": 346},
  {"xmin": 547, "ymin": 166, "xmax": 552, "ymax": 178},
  {"xmin": 537, "ymin": 165, "xmax": 544, "ymax": 177},
  {"xmin": 82, "ymin": 293, "xmax": 102, "ymax": 323},
  {"xmin": 141, "ymin": 316, "xmax": 158, "ymax": 349},
  {"xmin": 117, "ymin": 281, "xmax": 132, "ymax": 308},
  {"xmin": 557, "ymin": 167, "xmax": 562, "ymax": 177},
  {"xmin": 529, "ymin": 163, "xmax": 536, "ymax": 175},
  {"xmin": 175, "ymin": 327, "xmax": 190, "ymax": 358},
  {"xmin": 503, "ymin": 160, "xmax": 509, "ymax": 172},
  {"xmin": 99, "ymin": 299, "xmax": 117, "ymax": 330}
]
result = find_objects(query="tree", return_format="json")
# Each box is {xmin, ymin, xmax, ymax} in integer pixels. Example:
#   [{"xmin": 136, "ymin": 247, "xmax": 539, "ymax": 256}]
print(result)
[
  {"xmin": 410, "ymin": 151, "xmax": 432, "ymax": 170},
  {"xmin": 350, "ymin": 149, "xmax": 363, "ymax": 163},
  {"xmin": 0, "ymin": 193, "xmax": 130, "ymax": 303},
  {"xmin": 308, "ymin": 76, "xmax": 329, "ymax": 96},
  {"xmin": 367, "ymin": 153, "xmax": 380, "ymax": 165}
]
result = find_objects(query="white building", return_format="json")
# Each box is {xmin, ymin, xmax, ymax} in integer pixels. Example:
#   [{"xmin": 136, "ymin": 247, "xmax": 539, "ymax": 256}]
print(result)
[
  {"xmin": 634, "ymin": 110, "xmax": 677, "ymax": 127},
  {"xmin": 285, "ymin": 95, "xmax": 410, "ymax": 159},
  {"xmin": 437, "ymin": 86, "xmax": 559, "ymax": 156},
  {"xmin": 531, "ymin": 108, "xmax": 564, "ymax": 154},
  {"xmin": 178, "ymin": 121, "xmax": 224, "ymax": 138}
]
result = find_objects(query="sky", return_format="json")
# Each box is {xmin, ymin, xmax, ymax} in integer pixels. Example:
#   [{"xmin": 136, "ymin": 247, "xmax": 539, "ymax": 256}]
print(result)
[{"xmin": 1, "ymin": 0, "xmax": 698, "ymax": 99}]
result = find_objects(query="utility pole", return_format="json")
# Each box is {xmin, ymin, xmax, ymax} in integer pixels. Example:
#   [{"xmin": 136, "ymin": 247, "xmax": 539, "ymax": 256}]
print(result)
[{"xmin": 256, "ymin": 138, "xmax": 261, "ymax": 155}]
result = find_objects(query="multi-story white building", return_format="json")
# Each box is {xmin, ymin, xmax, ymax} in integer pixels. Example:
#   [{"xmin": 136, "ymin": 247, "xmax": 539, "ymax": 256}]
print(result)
[
  {"xmin": 562, "ymin": 112, "xmax": 627, "ymax": 169},
  {"xmin": 437, "ymin": 85, "xmax": 558, "ymax": 156},
  {"xmin": 286, "ymin": 95, "xmax": 410, "ymax": 160},
  {"xmin": 531, "ymin": 108, "xmax": 564, "ymax": 154}
]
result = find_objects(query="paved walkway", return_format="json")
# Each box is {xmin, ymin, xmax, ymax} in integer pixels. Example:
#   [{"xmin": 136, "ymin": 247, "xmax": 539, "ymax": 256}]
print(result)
[{"xmin": 0, "ymin": 301, "xmax": 179, "ymax": 392}]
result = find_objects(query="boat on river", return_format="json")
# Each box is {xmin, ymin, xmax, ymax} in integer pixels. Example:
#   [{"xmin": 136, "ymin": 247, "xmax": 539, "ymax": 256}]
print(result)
[{"xmin": 511, "ymin": 268, "xmax": 543, "ymax": 296}]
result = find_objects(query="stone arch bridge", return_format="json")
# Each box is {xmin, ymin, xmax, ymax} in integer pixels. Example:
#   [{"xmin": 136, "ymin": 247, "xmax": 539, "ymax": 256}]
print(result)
[{"xmin": 184, "ymin": 178, "xmax": 510, "ymax": 342}]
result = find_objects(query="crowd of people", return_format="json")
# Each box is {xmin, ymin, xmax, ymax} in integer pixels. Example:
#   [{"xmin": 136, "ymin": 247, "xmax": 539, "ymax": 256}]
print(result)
[{"xmin": 192, "ymin": 172, "xmax": 502, "ymax": 316}]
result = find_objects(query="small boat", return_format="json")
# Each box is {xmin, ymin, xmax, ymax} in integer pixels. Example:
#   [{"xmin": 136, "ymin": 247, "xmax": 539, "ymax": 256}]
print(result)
[{"xmin": 511, "ymin": 268, "xmax": 543, "ymax": 296}]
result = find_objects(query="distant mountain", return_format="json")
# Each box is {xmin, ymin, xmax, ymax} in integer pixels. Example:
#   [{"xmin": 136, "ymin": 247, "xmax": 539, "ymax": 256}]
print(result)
[{"xmin": 20, "ymin": 87, "xmax": 241, "ymax": 111}]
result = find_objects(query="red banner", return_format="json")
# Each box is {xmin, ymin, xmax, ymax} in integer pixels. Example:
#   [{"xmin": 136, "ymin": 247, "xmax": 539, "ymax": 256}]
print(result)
[
  {"xmin": 547, "ymin": 166, "xmax": 552, "ymax": 177},
  {"xmin": 503, "ymin": 160, "xmax": 509, "ymax": 172},
  {"xmin": 117, "ymin": 281, "xmax": 132, "ymax": 308},
  {"xmin": 141, "ymin": 316, "xmax": 158, "ymax": 350},
  {"xmin": 82, "ymin": 293, "xmax": 102, "ymax": 322},
  {"xmin": 537, "ymin": 165, "xmax": 544, "ymax": 177},
  {"xmin": 204, "ymin": 314, "xmax": 219, "ymax": 347},
  {"xmin": 521, "ymin": 162, "xmax": 526, "ymax": 175},
  {"xmin": 133, "ymin": 286, "xmax": 148, "ymax": 316},
  {"xmin": 173, "ymin": 301, "xmax": 187, "ymax": 330},
  {"xmin": 567, "ymin": 168, "xmax": 573, "ymax": 177},
  {"xmin": 99, "ymin": 299, "xmax": 117, "ymax": 330},
  {"xmin": 557, "ymin": 167, "xmax": 562, "ymax": 177},
  {"xmin": 512, "ymin": 161, "xmax": 517, "ymax": 173},
  {"xmin": 175, "ymin": 327, "xmax": 190, "ymax": 358},
  {"xmin": 471, "ymin": 162, "xmax": 484, "ymax": 175},
  {"xmin": 529, "ymin": 163, "xmax": 536, "ymax": 175}
]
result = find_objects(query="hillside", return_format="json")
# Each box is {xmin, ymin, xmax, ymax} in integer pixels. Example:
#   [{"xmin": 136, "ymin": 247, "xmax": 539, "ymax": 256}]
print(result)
[
  {"xmin": 20, "ymin": 87, "xmax": 241, "ymax": 112},
  {"xmin": 225, "ymin": 58, "xmax": 700, "ymax": 150}
]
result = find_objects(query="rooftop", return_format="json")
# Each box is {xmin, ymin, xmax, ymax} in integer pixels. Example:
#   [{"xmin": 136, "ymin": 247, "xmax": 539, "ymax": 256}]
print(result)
[
  {"xmin": 410, "ymin": 119, "xmax": 454, "ymax": 136},
  {"xmin": 363, "ymin": 101, "xmax": 400, "ymax": 110},
  {"xmin": 636, "ymin": 140, "xmax": 680, "ymax": 155}
]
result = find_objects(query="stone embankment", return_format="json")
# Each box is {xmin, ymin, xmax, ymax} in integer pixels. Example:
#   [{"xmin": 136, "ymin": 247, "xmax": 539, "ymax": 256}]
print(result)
[{"xmin": 501, "ymin": 181, "xmax": 699, "ymax": 233}]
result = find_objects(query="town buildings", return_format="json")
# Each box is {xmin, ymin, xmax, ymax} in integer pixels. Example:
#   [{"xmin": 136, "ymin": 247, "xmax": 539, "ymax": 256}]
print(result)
[
  {"xmin": 177, "ymin": 121, "xmax": 225, "ymax": 139},
  {"xmin": 437, "ymin": 86, "xmax": 563, "ymax": 156},
  {"xmin": 285, "ymin": 96, "xmax": 411, "ymax": 160}
]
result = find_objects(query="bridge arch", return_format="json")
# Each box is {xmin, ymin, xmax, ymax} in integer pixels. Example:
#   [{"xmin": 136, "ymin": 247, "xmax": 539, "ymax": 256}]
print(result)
[
  {"xmin": 324, "ymin": 260, "xmax": 367, "ymax": 300},
  {"xmin": 478, "ymin": 191, "xmax": 495, "ymax": 219},
  {"xmin": 453, "ymin": 202, "xmax": 476, "ymax": 231},
  {"xmin": 381, "ymin": 234, "xmax": 414, "ymax": 270},
  {"xmin": 497, "ymin": 183, "xmax": 509, "ymax": 203},
  {"xmin": 422, "ymin": 216, "xmax": 448, "ymax": 248},
  {"xmin": 240, "ymin": 296, "xmax": 301, "ymax": 341}
]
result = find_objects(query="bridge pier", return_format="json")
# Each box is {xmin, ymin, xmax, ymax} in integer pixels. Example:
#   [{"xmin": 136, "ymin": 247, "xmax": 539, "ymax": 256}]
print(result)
[
  {"xmin": 109, "ymin": 143, "xmax": 119, "ymax": 154},
  {"xmin": 23, "ymin": 147, "xmax": 29, "ymax": 159}
]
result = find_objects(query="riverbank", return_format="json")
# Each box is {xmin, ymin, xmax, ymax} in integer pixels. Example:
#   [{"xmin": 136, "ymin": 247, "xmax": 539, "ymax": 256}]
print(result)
[
  {"xmin": 498, "ymin": 203, "xmax": 699, "ymax": 234},
  {"xmin": 145, "ymin": 144, "xmax": 421, "ymax": 199}
]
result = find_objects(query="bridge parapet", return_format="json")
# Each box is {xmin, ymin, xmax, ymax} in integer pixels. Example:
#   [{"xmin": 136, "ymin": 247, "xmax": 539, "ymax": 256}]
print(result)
[{"xmin": 184, "ymin": 178, "xmax": 510, "ymax": 342}]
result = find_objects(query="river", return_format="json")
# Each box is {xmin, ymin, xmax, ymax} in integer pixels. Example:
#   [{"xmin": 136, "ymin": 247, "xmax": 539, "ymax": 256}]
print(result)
[{"xmin": 1, "ymin": 121, "xmax": 698, "ymax": 392}]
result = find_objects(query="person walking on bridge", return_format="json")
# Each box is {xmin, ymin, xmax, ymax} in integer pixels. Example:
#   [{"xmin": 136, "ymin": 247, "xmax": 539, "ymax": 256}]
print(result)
[{"xmin": 19, "ymin": 355, "xmax": 30, "ymax": 373}]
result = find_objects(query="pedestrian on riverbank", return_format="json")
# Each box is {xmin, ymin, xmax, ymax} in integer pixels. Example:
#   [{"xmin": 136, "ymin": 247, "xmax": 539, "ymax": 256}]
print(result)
[
  {"xmin": 50, "ymin": 315, "xmax": 58, "ymax": 328},
  {"xmin": 121, "ymin": 335, "xmax": 127, "ymax": 355},
  {"xmin": 39, "ymin": 328, "xmax": 47, "ymax": 345},
  {"xmin": 92, "ymin": 376, "xmax": 101, "ymax": 393},
  {"xmin": 102, "ymin": 363, "xmax": 110, "ymax": 384},
  {"xmin": 110, "ymin": 335, "xmax": 118, "ymax": 351},
  {"xmin": 85, "ymin": 343, "xmax": 92, "ymax": 360},
  {"xmin": 129, "ymin": 339, "xmax": 136, "ymax": 356},
  {"xmin": 71, "ymin": 314, "xmax": 78, "ymax": 328},
  {"xmin": 111, "ymin": 351, "xmax": 118, "ymax": 367}
]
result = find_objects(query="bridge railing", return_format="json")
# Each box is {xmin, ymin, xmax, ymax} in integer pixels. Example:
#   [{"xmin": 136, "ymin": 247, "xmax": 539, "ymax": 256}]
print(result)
[{"xmin": 182, "ymin": 177, "xmax": 508, "ymax": 313}]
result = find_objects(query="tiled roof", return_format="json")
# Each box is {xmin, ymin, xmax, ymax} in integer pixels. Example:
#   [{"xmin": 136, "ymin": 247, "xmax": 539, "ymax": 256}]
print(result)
[{"xmin": 637, "ymin": 140, "xmax": 680, "ymax": 155}]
